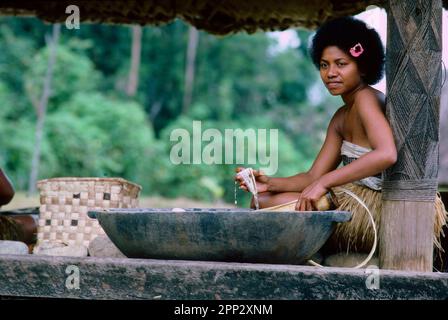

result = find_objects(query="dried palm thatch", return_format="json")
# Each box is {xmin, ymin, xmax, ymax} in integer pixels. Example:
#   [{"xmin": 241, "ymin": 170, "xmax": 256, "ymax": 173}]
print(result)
[
  {"xmin": 330, "ymin": 183, "xmax": 447, "ymax": 254},
  {"xmin": 0, "ymin": 216, "xmax": 24, "ymax": 241},
  {"xmin": 261, "ymin": 182, "xmax": 448, "ymax": 255},
  {"xmin": 0, "ymin": 0, "xmax": 402, "ymax": 35},
  {"xmin": 2, "ymin": 1, "xmax": 447, "ymax": 34}
]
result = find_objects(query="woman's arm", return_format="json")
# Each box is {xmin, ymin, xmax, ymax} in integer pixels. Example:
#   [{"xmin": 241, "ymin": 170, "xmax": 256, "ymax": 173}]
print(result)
[
  {"xmin": 0, "ymin": 169, "xmax": 15, "ymax": 206},
  {"xmin": 266, "ymin": 172, "xmax": 314, "ymax": 193},
  {"xmin": 267, "ymin": 107, "xmax": 344, "ymax": 192},
  {"xmin": 297, "ymin": 91, "xmax": 397, "ymax": 211},
  {"xmin": 319, "ymin": 92, "xmax": 397, "ymax": 189}
]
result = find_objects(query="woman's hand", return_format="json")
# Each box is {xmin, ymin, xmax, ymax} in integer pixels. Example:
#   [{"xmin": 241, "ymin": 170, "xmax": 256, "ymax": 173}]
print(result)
[
  {"xmin": 234, "ymin": 167, "xmax": 270, "ymax": 193},
  {"xmin": 295, "ymin": 179, "xmax": 329, "ymax": 211}
]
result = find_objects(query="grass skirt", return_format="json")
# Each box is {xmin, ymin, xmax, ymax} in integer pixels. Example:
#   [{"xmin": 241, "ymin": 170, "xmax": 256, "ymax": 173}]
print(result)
[
  {"xmin": 0, "ymin": 216, "xmax": 24, "ymax": 241},
  {"xmin": 331, "ymin": 183, "xmax": 447, "ymax": 254},
  {"xmin": 259, "ymin": 182, "xmax": 448, "ymax": 255}
]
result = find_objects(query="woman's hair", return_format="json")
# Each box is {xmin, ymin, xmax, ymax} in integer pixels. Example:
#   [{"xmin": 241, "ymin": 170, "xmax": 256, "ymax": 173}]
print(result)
[{"xmin": 309, "ymin": 16, "xmax": 385, "ymax": 85}]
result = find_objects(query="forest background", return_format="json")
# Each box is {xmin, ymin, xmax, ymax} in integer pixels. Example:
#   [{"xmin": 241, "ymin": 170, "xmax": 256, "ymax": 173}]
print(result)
[{"xmin": 0, "ymin": 14, "xmax": 385, "ymax": 207}]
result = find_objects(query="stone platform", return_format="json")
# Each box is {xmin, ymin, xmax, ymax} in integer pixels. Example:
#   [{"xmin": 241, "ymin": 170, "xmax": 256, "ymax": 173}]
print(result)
[{"xmin": 0, "ymin": 254, "xmax": 447, "ymax": 300}]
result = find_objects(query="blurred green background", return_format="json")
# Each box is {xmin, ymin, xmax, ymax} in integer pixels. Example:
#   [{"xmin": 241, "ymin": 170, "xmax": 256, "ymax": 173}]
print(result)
[{"xmin": 0, "ymin": 17, "xmax": 341, "ymax": 207}]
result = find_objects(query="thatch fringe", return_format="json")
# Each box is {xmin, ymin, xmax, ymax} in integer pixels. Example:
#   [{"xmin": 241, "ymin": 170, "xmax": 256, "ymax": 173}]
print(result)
[
  {"xmin": 1, "ymin": 0, "xmax": 447, "ymax": 35},
  {"xmin": 260, "ymin": 182, "xmax": 448, "ymax": 255},
  {"xmin": 0, "ymin": 0, "xmax": 385, "ymax": 35},
  {"xmin": 328, "ymin": 183, "xmax": 448, "ymax": 254},
  {"xmin": 0, "ymin": 216, "xmax": 24, "ymax": 241}
]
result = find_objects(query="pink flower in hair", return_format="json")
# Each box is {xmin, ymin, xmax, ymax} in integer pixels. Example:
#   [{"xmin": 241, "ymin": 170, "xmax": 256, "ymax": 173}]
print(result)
[{"xmin": 350, "ymin": 43, "xmax": 364, "ymax": 57}]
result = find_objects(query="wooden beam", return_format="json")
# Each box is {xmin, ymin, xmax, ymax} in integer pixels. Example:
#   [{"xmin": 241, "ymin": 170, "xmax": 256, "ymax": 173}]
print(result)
[
  {"xmin": 381, "ymin": 0, "xmax": 443, "ymax": 271},
  {"xmin": 1, "ymin": 255, "xmax": 448, "ymax": 299}
]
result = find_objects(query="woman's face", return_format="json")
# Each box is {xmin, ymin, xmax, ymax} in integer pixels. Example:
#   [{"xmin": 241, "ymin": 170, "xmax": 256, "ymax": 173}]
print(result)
[{"xmin": 319, "ymin": 46, "xmax": 364, "ymax": 96}]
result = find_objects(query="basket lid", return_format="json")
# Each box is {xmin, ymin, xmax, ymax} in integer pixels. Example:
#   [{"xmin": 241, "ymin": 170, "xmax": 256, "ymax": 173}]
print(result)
[{"xmin": 36, "ymin": 177, "xmax": 142, "ymax": 191}]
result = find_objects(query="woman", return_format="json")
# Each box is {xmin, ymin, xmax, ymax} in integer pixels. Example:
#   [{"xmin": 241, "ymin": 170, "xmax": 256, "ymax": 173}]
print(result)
[{"xmin": 236, "ymin": 17, "xmax": 447, "ymax": 257}]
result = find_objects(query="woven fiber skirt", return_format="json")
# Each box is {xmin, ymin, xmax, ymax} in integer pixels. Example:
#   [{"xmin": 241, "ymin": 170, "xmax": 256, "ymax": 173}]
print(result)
[
  {"xmin": 258, "ymin": 182, "xmax": 448, "ymax": 254},
  {"xmin": 0, "ymin": 216, "xmax": 24, "ymax": 241}
]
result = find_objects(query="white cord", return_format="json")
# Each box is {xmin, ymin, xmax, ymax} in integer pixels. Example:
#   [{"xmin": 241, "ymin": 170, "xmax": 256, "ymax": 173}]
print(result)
[
  {"xmin": 307, "ymin": 187, "xmax": 378, "ymax": 269},
  {"xmin": 237, "ymin": 168, "xmax": 259, "ymax": 209}
]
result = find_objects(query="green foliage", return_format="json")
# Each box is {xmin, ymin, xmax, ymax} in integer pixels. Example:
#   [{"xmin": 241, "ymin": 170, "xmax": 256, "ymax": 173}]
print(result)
[
  {"xmin": 0, "ymin": 22, "xmax": 38, "ymax": 94},
  {"xmin": 0, "ymin": 26, "xmax": 37, "ymax": 120},
  {"xmin": 44, "ymin": 109, "xmax": 106, "ymax": 177},
  {"xmin": 195, "ymin": 32, "xmax": 275, "ymax": 118},
  {"xmin": 138, "ymin": 23, "xmax": 189, "ymax": 133},
  {"xmin": 0, "ymin": 17, "xmax": 339, "ymax": 204},
  {"xmin": 73, "ymin": 24, "xmax": 136, "ymax": 91},
  {"xmin": 0, "ymin": 81, "xmax": 56, "ymax": 189},
  {"xmin": 45, "ymin": 92, "xmax": 157, "ymax": 192},
  {"xmin": 24, "ymin": 44, "xmax": 101, "ymax": 111},
  {"xmin": 0, "ymin": 118, "xmax": 57, "ymax": 190},
  {"xmin": 152, "ymin": 113, "xmax": 312, "ymax": 203}
]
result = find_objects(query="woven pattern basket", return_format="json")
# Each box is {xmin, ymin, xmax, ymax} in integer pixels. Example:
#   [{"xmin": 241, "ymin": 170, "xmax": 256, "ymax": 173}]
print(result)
[{"xmin": 36, "ymin": 177, "xmax": 141, "ymax": 247}]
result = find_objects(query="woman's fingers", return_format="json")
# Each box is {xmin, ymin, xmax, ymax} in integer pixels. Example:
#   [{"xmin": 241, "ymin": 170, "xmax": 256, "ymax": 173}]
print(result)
[
  {"xmin": 297, "ymin": 199, "xmax": 305, "ymax": 211},
  {"xmin": 234, "ymin": 167, "xmax": 244, "ymax": 181},
  {"xmin": 235, "ymin": 167, "xmax": 266, "ymax": 182},
  {"xmin": 237, "ymin": 180, "xmax": 247, "ymax": 189},
  {"xmin": 235, "ymin": 179, "xmax": 248, "ymax": 193},
  {"xmin": 306, "ymin": 200, "xmax": 313, "ymax": 211},
  {"xmin": 234, "ymin": 167, "xmax": 245, "ymax": 182},
  {"xmin": 295, "ymin": 199, "xmax": 300, "ymax": 211},
  {"xmin": 301, "ymin": 200, "xmax": 307, "ymax": 211},
  {"xmin": 295, "ymin": 197, "xmax": 316, "ymax": 211},
  {"xmin": 310, "ymin": 199, "xmax": 318, "ymax": 211}
]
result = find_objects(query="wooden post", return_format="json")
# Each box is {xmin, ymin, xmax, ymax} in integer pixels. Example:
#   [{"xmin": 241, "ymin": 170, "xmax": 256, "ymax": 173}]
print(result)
[{"xmin": 380, "ymin": 0, "xmax": 443, "ymax": 271}]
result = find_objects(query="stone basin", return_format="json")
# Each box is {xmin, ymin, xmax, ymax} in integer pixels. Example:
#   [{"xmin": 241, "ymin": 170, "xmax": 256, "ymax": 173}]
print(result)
[{"xmin": 88, "ymin": 208, "xmax": 351, "ymax": 265}]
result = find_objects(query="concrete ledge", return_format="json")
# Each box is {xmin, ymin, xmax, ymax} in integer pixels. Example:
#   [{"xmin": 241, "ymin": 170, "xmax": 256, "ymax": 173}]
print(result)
[{"xmin": 0, "ymin": 254, "xmax": 448, "ymax": 300}]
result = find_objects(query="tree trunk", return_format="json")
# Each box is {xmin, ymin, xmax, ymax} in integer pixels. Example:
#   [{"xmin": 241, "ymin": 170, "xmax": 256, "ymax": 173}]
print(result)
[
  {"xmin": 182, "ymin": 26, "xmax": 199, "ymax": 114},
  {"xmin": 149, "ymin": 100, "xmax": 163, "ymax": 122},
  {"xmin": 380, "ymin": 0, "xmax": 442, "ymax": 271},
  {"xmin": 28, "ymin": 23, "xmax": 60, "ymax": 195},
  {"xmin": 126, "ymin": 25, "xmax": 142, "ymax": 97}
]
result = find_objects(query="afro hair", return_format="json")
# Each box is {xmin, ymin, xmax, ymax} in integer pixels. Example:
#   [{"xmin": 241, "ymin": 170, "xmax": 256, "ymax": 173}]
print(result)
[{"xmin": 309, "ymin": 16, "xmax": 385, "ymax": 85}]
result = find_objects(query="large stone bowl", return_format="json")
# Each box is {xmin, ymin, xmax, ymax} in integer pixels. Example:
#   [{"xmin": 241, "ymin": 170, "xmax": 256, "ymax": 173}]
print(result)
[{"xmin": 88, "ymin": 208, "xmax": 351, "ymax": 265}]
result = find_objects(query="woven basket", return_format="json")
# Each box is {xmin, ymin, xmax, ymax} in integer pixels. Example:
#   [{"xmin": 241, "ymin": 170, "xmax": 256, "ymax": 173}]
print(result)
[{"xmin": 36, "ymin": 177, "xmax": 141, "ymax": 247}]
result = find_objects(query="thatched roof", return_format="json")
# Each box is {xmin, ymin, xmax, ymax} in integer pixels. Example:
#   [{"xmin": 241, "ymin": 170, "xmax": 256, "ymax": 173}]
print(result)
[
  {"xmin": 1, "ymin": 1, "xmax": 447, "ymax": 34},
  {"xmin": 0, "ymin": 0, "xmax": 418, "ymax": 34}
]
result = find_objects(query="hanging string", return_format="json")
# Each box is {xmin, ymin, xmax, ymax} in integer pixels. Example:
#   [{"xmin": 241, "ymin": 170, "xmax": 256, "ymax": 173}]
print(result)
[
  {"xmin": 307, "ymin": 187, "xmax": 377, "ymax": 269},
  {"xmin": 236, "ymin": 168, "xmax": 259, "ymax": 210}
]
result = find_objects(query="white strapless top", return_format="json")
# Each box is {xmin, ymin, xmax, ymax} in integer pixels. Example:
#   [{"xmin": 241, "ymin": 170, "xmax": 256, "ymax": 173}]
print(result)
[{"xmin": 340, "ymin": 140, "xmax": 383, "ymax": 191}]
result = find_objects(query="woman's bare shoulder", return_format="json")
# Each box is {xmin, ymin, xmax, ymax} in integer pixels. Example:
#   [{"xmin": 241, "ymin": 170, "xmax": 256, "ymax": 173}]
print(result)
[
  {"xmin": 329, "ymin": 105, "xmax": 347, "ymax": 134},
  {"xmin": 355, "ymin": 86, "xmax": 386, "ymax": 112}
]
